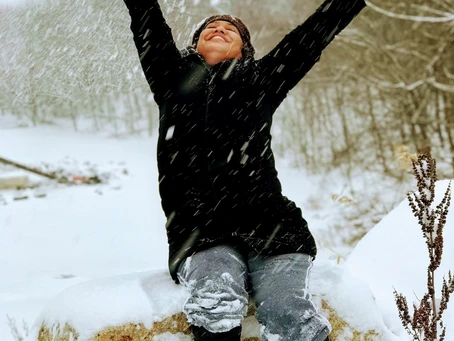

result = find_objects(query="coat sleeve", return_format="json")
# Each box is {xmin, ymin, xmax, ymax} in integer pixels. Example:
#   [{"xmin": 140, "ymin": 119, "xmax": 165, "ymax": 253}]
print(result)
[
  {"xmin": 255, "ymin": 0, "xmax": 366, "ymax": 99},
  {"xmin": 123, "ymin": 0, "xmax": 182, "ymax": 96}
]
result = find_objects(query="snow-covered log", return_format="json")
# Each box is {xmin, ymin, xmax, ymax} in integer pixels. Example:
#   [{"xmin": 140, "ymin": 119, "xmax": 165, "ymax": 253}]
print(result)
[{"xmin": 27, "ymin": 263, "xmax": 398, "ymax": 341}]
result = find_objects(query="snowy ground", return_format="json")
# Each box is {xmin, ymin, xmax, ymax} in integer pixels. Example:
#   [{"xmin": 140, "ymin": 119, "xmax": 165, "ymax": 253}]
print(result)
[
  {"xmin": 0, "ymin": 117, "xmax": 167, "ymax": 340},
  {"xmin": 1, "ymin": 116, "xmax": 452, "ymax": 340}
]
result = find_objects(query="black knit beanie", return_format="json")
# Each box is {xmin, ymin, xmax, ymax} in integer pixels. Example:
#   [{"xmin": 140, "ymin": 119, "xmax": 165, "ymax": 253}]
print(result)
[{"xmin": 192, "ymin": 15, "xmax": 255, "ymax": 60}]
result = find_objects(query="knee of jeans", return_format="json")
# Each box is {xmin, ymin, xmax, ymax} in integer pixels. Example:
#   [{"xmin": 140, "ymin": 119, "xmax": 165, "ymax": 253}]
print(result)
[
  {"xmin": 183, "ymin": 275, "xmax": 249, "ymax": 332},
  {"xmin": 185, "ymin": 275, "xmax": 249, "ymax": 310}
]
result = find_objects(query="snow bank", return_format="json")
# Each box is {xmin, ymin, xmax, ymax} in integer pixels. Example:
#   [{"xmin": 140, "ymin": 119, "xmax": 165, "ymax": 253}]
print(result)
[
  {"xmin": 25, "ymin": 261, "xmax": 399, "ymax": 341},
  {"xmin": 25, "ymin": 270, "xmax": 190, "ymax": 341}
]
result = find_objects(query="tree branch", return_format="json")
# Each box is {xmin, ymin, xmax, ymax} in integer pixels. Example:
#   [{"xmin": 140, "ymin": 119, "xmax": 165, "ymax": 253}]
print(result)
[
  {"xmin": 427, "ymin": 78, "xmax": 454, "ymax": 93},
  {"xmin": 366, "ymin": 1, "xmax": 454, "ymax": 22}
]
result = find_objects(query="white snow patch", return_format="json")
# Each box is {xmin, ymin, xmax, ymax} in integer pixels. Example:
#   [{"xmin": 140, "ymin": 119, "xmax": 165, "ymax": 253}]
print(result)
[
  {"xmin": 26, "ymin": 270, "xmax": 189, "ymax": 341},
  {"xmin": 165, "ymin": 125, "xmax": 175, "ymax": 140}
]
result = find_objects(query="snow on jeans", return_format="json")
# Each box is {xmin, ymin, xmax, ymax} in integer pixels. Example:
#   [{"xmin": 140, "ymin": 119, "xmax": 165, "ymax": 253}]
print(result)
[{"xmin": 177, "ymin": 244, "xmax": 331, "ymax": 341}]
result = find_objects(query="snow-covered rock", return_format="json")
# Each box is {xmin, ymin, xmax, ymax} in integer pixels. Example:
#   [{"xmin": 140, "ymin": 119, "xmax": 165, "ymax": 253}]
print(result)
[
  {"xmin": 347, "ymin": 179, "xmax": 454, "ymax": 340},
  {"xmin": 26, "ymin": 263, "xmax": 399, "ymax": 341}
]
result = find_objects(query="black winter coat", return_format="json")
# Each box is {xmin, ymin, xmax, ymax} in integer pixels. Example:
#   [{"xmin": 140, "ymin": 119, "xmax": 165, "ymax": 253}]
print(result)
[{"xmin": 124, "ymin": 0, "xmax": 366, "ymax": 281}]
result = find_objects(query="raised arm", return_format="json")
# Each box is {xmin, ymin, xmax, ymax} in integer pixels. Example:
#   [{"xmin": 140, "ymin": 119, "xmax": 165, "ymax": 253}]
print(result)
[
  {"xmin": 123, "ymin": 0, "xmax": 181, "ymax": 96},
  {"xmin": 256, "ymin": 0, "xmax": 366, "ymax": 100}
]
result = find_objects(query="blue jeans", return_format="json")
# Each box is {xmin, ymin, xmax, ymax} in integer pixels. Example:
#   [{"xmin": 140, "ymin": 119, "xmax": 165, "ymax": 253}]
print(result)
[{"xmin": 177, "ymin": 244, "xmax": 331, "ymax": 341}]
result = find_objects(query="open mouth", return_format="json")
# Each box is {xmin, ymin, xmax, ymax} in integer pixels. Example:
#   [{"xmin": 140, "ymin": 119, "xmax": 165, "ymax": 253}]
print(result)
[{"xmin": 210, "ymin": 35, "xmax": 227, "ymax": 42}]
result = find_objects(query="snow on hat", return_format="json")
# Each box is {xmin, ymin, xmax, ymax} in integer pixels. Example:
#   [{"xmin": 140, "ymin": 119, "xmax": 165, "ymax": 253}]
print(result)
[{"xmin": 192, "ymin": 15, "xmax": 255, "ymax": 60}]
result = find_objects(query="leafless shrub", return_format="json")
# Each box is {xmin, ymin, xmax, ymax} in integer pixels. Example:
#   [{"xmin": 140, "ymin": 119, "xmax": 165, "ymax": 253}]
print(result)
[{"xmin": 394, "ymin": 154, "xmax": 454, "ymax": 340}]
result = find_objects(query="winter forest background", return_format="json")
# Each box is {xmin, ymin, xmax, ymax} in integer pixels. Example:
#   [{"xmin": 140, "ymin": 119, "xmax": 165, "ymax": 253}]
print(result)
[
  {"xmin": 2, "ymin": 0, "xmax": 454, "ymax": 172},
  {"xmin": 2, "ymin": 0, "xmax": 454, "ymax": 246}
]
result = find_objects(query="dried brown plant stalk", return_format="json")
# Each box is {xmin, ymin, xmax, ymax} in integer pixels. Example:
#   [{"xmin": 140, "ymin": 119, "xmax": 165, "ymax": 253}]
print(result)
[{"xmin": 394, "ymin": 154, "xmax": 454, "ymax": 340}]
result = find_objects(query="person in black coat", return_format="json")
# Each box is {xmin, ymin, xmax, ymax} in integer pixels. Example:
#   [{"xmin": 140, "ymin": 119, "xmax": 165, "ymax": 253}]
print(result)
[{"xmin": 123, "ymin": 1, "xmax": 366, "ymax": 340}]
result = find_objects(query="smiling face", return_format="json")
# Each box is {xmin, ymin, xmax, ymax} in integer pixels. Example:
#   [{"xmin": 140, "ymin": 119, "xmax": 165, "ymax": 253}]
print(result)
[{"xmin": 196, "ymin": 20, "xmax": 244, "ymax": 66}]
